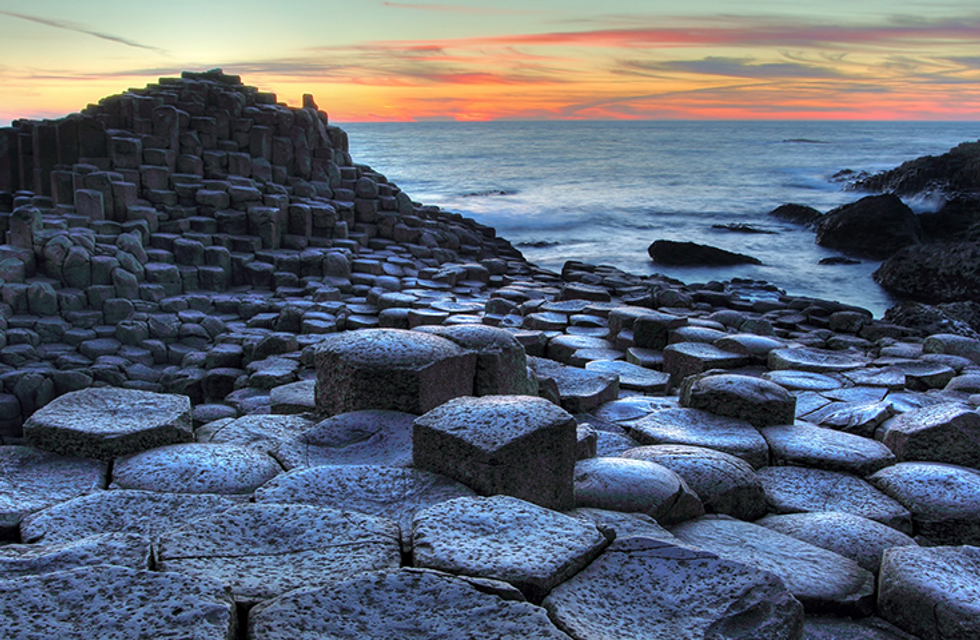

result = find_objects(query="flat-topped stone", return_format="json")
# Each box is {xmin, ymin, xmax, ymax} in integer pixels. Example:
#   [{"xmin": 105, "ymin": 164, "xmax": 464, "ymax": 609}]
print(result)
[
  {"xmin": 314, "ymin": 328, "xmax": 477, "ymax": 416},
  {"xmin": 762, "ymin": 422, "xmax": 896, "ymax": 476},
  {"xmin": 196, "ymin": 414, "xmax": 313, "ymax": 455},
  {"xmin": 248, "ymin": 568, "xmax": 570, "ymax": 640},
  {"xmin": 923, "ymin": 333, "xmax": 980, "ymax": 365},
  {"xmin": 274, "ymin": 410, "xmax": 415, "ymax": 469},
  {"xmin": 157, "ymin": 502, "xmax": 400, "ymax": 605},
  {"xmin": 802, "ymin": 616, "xmax": 923, "ymax": 640},
  {"xmin": 542, "ymin": 536, "xmax": 804, "ymax": 640},
  {"xmin": 759, "ymin": 466, "xmax": 912, "ymax": 533},
  {"xmin": 803, "ymin": 400, "xmax": 896, "ymax": 438},
  {"xmin": 416, "ymin": 324, "xmax": 535, "ymax": 395},
  {"xmin": 567, "ymin": 507, "xmax": 680, "ymax": 544},
  {"xmin": 531, "ymin": 357, "xmax": 619, "ymax": 413},
  {"xmin": 878, "ymin": 403, "xmax": 980, "ymax": 469},
  {"xmin": 111, "ymin": 443, "xmax": 282, "ymax": 494},
  {"xmin": 763, "ymin": 369, "xmax": 843, "ymax": 391},
  {"xmin": 0, "ymin": 565, "xmax": 235, "ymax": 640},
  {"xmin": 662, "ymin": 342, "xmax": 750, "ymax": 387},
  {"xmin": 768, "ymin": 347, "xmax": 867, "ymax": 373},
  {"xmin": 627, "ymin": 408, "xmax": 770, "ymax": 469},
  {"xmin": 414, "ymin": 395, "xmax": 577, "ymax": 510},
  {"xmin": 412, "ymin": 495, "xmax": 607, "ymax": 601},
  {"xmin": 573, "ymin": 457, "xmax": 704, "ymax": 524},
  {"xmin": 23, "ymin": 387, "xmax": 192, "ymax": 460},
  {"xmin": 0, "ymin": 532, "xmax": 151, "ymax": 578},
  {"xmin": 671, "ymin": 515, "xmax": 875, "ymax": 615},
  {"xmin": 268, "ymin": 378, "xmax": 316, "ymax": 414},
  {"xmin": 0, "ymin": 446, "xmax": 106, "ymax": 537},
  {"xmin": 679, "ymin": 373, "xmax": 796, "ymax": 427},
  {"xmin": 584, "ymin": 359, "xmax": 669, "ymax": 393}
]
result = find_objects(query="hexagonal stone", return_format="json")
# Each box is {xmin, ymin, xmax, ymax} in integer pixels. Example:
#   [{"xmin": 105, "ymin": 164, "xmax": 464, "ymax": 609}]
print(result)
[
  {"xmin": 671, "ymin": 515, "xmax": 875, "ymax": 615},
  {"xmin": 803, "ymin": 400, "xmax": 896, "ymax": 438},
  {"xmin": 878, "ymin": 545, "xmax": 980, "ymax": 640},
  {"xmin": 0, "ymin": 532, "xmax": 151, "ymax": 578},
  {"xmin": 416, "ymin": 324, "xmax": 535, "ymax": 395},
  {"xmin": 23, "ymin": 388, "xmax": 192, "ymax": 460},
  {"xmin": 761, "ymin": 423, "xmax": 896, "ymax": 476},
  {"xmin": 680, "ymin": 373, "xmax": 796, "ymax": 427},
  {"xmin": 269, "ymin": 379, "xmax": 316, "ymax": 414},
  {"xmin": 573, "ymin": 457, "xmax": 704, "ymax": 524},
  {"xmin": 412, "ymin": 495, "xmax": 607, "ymax": 601},
  {"xmin": 314, "ymin": 328, "xmax": 477, "ymax": 416},
  {"xmin": 759, "ymin": 466, "xmax": 912, "ymax": 533},
  {"xmin": 584, "ymin": 360, "xmax": 669, "ymax": 393},
  {"xmin": 715, "ymin": 333, "xmax": 787, "ymax": 362},
  {"xmin": 802, "ymin": 616, "xmax": 922, "ymax": 640},
  {"xmin": 414, "ymin": 395, "xmax": 577, "ymax": 511},
  {"xmin": 567, "ymin": 507, "xmax": 680, "ymax": 544},
  {"xmin": 632, "ymin": 311, "xmax": 687, "ymax": 350},
  {"xmin": 531, "ymin": 357, "xmax": 619, "ymax": 413},
  {"xmin": 20, "ymin": 490, "xmax": 247, "ymax": 544},
  {"xmin": 756, "ymin": 512, "xmax": 917, "ymax": 574},
  {"xmin": 627, "ymin": 408, "xmax": 770, "ymax": 469},
  {"xmin": 620, "ymin": 444, "xmax": 766, "ymax": 520},
  {"xmin": 196, "ymin": 414, "xmax": 312, "ymax": 455},
  {"xmin": 869, "ymin": 462, "xmax": 980, "ymax": 545},
  {"xmin": 768, "ymin": 347, "xmax": 867, "ymax": 373},
  {"xmin": 111, "ymin": 443, "xmax": 282, "ymax": 494},
  {"xmin": 274, "ymin": 410, "xmax": 415, "ymax": 469},
  {"xmin": 542, "ymin": 537, "xmax": 804, "ymax": 640},
  {"xmin": 157, "ymin": 503, "xmax": 400, "ymax": 605},
  {"xmin": 923, "ymin": 333, "xmax": 980, "ymax": 365},
  {"xmin": 0, "ymin": 446, "xmax": 106, "ymax": 536},
  {"xmin": 763, "ymin": 369, "xmax": 843, "ymax": 391},
  {"xmin": 0, "ymin": 565, "xmax": 235, "ymax": 640},
  {"xmin": 879, "ymin": 403, "xmax": 980, "ymax": 469},
  {"xmin": 662, "ymin": 342, "xmax": 750, "ymax": 387},
  {"xmin": 248, "ymin": 568, "xmax": 570, "ymax": 640}
]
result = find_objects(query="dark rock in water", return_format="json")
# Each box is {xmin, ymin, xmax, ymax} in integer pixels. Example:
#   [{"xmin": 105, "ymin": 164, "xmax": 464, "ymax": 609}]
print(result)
[
  {"xmin": 884, "ymin": 301, "xmax": 980, "ymax": 339},
  {"xmin": 815, "ymin": 194, "xmax": 923, "ymax": 259},
  {"xmin": 873, "ymin": 242, "xmax": 980, "ymax": 304},
  {"xmin": 917, "ymin": 194, "xmax": 980, "ymax": 242},
  {"xmin": 463, "ymin": 189, "xmax": 511, "ymax": 197},
  {"xmin": 831, "ymin": 168, "xmax": 871, "ymax": 184},
  {"xmin": 769, "ymin": 203, "xmax": 821, "ymax": 225},
  {"xmin": 648, "ymin": 240, "xmax": 762, "ymax": 266},
  {"xmin": 711, "ymin": 223, "xmax": 777, "ymax": 234},
  {"xmin": 853, "ymin": 139, "xmax": 980, "ymax": 195},
  {"xmin": 518, "ymin": 240, "xmax": 560, "ymax": 248},
  {"xmin": 819, "ymin": 256, "xmax": 861, "ymax": 265}
]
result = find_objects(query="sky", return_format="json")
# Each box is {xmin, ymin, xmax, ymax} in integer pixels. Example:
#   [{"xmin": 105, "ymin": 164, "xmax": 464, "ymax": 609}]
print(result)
[{"xmin": 1, "ymin": 0, "xmax": 979, "ymax": 123}]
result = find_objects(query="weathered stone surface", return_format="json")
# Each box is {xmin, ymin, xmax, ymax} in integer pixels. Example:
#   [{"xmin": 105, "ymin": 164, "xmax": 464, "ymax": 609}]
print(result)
[
  {"xmin": 414, "ymin": 395, "xmax": 577, "ymax": 510},
  {"xmin": 573, "ymin": 457, "xmax": 704, "ymax": 524},
  {"xmin": 111, "ymin": 443, "xmax": 282, "ymax": 494},
  {"xmin": 0, "ymin": 565, "xmax": 235, "ymax": 640},
  {"xmin": 756, "ymin": 512, "xmax": 917, "ymax": 574},
  {"xmin": 584, "ymin": 359, "xmax": 669, "ymax": 393},
  {"xmin": 0, "ymin": 532, "xmax": 150, "ymax": 577},
  {"xmin": 672, "ymin": 515, "xmax": 875, "ymax": 615},
  {"xmin": 23, "ymin": 387, "xmax": 192, "ymax": 460},
  {"xmin": 763, "ymin": 370, "xmax": 843, "ymax": 392},
  {"xmin": 662, "ymin": 342, "xmax": 750, "ymax": 387},
  {"xmin": 762, "ymin": 423, "xmax": 896, "ymax": 476},
  {"xmin": 196, "ymin": 414, "xmax": 312, "ymax": 456},
  {"xmin": 628, "ymin": 408, "xmax": 770, "ymax": 469},
  {"xmin": 314, "ymin": 328, "xmax": 477, "ymax": 416},
  {"xmin": 815, "ymin": 194, "xmax": 922, "ymax": 259},
  {"xmin": 0, "ymin": 446, "xmax": 106, "ymax": 536},
  {"xmin": 567, "ymin": 507, "xmax": 680, "ymax": 544},
  {"xmin": 20, "ymin": 490, "xmax": 246, "ymax": 544},
  {"xmin": 268, "ymin": 379, "xmax": 316, "ymax": 414},
  {"xmin": 157, "ymin": 502, "xmax": 400, "ymax": 604},
  {"xmin": 923, "ymin": 333, "xmax": 980, "ymax": 365},
  {"xmin": 248, "ymin": 568, "xmax": 569, "ymax": 640},
  {"xmin": 878, "ymin": 403, "xmax": 980, "ymax": 468},
  {"xmin": 878, "ymin": 545, "xmax": 980, "ymax": 640},
  {"xmin": 769, "ymin": 347, "xmax": 866, "ymax": 373},
  {"xmin": 802, "ymin": 616, "xmax": 923, "ymax": 640},
  {"xmin": 412, "ymin": 495, "xmax": 607, "ymax": 601},
  {"xmin": 803, "ymin": 400, "xmax": 896, "ymax": 438},
  {"xmin": 759, "ymin": 466, "xmax": 912, "ymax": 533},
  {"xmin": 874, "ymin": 241, "xmax": 980, "ymax": 304},
  {"xmin": 620, "ymin": 444, "xmax": 766, "ymax": 520},
  {"xmin": 531, "ymin": 357, "xmax": 619, "ymax": 413},
  {"xmin": 680, "ymin": 373, "xmax": 796, "ymax": 428},
  {"xmin": 275, "ymin": 410, "xmax": 414, "ymax": 469},
  {"xmin": 870, "ymin": 462, "xmax": 980, "ymax": 545},
  {"xmin": 416, "ymin": 324, "xmax": 535, "ymax": 395},
  {"xmin": 543, "ymin": 536, "xmax": 804, "ymax": 640}
]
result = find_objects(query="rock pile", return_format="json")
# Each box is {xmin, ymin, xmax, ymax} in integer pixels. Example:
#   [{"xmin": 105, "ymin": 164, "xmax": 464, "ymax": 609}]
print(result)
[{"xmin": 2, "ymin": 73, "xmax": 980, "ymax": 639}]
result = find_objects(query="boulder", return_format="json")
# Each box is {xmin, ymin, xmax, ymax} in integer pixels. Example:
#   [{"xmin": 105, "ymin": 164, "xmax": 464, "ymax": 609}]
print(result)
[
  {"xmin": 274, "ymin": 410, "xmax": 415, "ymax": 469},
  {"xmin": 878, "ymin": 403, "xmax": 980, "ymax": 468},
  {"xmin": 0, "ymin": 532, "xmax": 151, "ymax": 577},
  {"xmin": 314, "ymin": 328, "xmax": 477, "ymax": 416},
  {"xmin": 248, "ymin": 568, "xmax": 569, "ymax": 640},
  {"xmin": 530, "ymin": 357, "xmax": 619, "ymax": 413},
  {"xmin": 815, "ymin": 194, "xmax": 922, "ymax": 259},
  {"xmin": 923, "ymin": 332, "xmax": 980, "ymax": 365},
  {"xmin": 412, "ymin": 495, "xmax": 607, "ymax": 601},
  {"xmin": 157, "ymin": 503, "xmax": 400, "ymax": 605},
  {"xmin": 573, "ymin": 457, "xmax": 704, "ymax": 524},
  {"xmin": 770, "ymin": 202, "xmax": 822, "ymax": 225},
  {"xmin": 679, "ymin": 373, "xmax": 796, "ymax": 428},
  {"xmin": 671, "ymin": 515, "xmax": 876, "ymax": 615},
  {"xmin": 0, "ymin": 565, "xmax": 235, "ymax": 640},
  {"xmin": 628, "ymin": 408, "xmax": 770, "ymax": 469},
  {"xmin": 110, "ymin": 443, "xmax": 282, "ymax": 494},
  {"xmin": 543, "ymin": 537, "xmax": 804, "ymax": 640},
  {"xmin": 23, "ymin": 387, "xmax": 193, "ymax": 460},
  {"xmin": 413, "ymin": 395, "xmax": 577, "ymax": 510},
  {"xmin": 874, "ymin": 241, "xmax": 980, "ymax": 304},
  {"xmin": 662, "ymin": 343, "xmax": 750, "ymax": 387},
  {"xmin": 415, "ymin": 324, "xmax": 535, "ymax": 395},
  {"xmin": 648, "ymin": 240, "xmax": 762, "ymax": 265},
  {"xmin": 761, "ymin": 423, "xmax": 896, "ymax": 476}
]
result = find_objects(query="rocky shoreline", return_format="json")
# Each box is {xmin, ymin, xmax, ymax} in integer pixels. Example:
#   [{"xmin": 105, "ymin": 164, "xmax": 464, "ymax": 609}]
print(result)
[{"xmin": 2, "ymin": 71, "xmax": 980, "ymax": 639}]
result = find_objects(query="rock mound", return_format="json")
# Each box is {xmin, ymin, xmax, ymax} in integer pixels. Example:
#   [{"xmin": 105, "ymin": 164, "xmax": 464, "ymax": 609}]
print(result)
[{"xmin": 814, "ymin": 194, "xmax": 922, "ymax": 259}]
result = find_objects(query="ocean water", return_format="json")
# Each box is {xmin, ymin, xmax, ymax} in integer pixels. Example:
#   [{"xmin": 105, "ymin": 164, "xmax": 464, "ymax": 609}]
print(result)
[{"xmin": 342, "ymin": 121, "xmax": 980, "ymax": 317}]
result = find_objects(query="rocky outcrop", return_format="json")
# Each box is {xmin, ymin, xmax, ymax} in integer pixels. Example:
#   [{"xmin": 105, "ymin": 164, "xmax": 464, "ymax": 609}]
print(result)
[
  {"xmin": 853, "ymin": 140, "xmax": 980, "ymax": 196},
  {"xmin": 647, "ymin": 239, "xmax": 762, "ymax": 265},
  {"xmin": 873, "ymin": 241, "xmax": 980, "ymax": 304},
  {"xmin": 814, "ymin": 194, "xmax": 922, "ymax": 259},
  {"xmin": 769, "ymin": 202, "xmax": 822, "ymax": 225}
]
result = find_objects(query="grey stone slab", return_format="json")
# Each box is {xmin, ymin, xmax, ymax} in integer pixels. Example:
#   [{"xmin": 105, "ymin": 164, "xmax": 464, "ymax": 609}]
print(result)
[
  {"xmin": 542, "ymin": 536, "xmax": 804, "ymax": 640},
  {"xmin": 762, "ymin": 423, "xmax": 896, "ymax": 476},
  {"xmin": 0, "ymin": 532, "xmax": 150, "ymax": 578},
  {"xmin": 573, "ymin": 457, "xmax": 704, "ymax": 524},
  {"xmin": 769, "ymin": 347, "xmax": 867, "ymax": 373},
  {"xmin": 111, "ymin": 443, "xmax": 282, "ymax": 494},
  {"xmin": 585, "ymin": 359, "xmax": 669, "ymax": 393},
  {"xmin": 803, "ymin": 401, "xmax": 896, "ymax": 438},
  {"xmin": 567, "ymin": 507, "xmax": 680, "ymax": 544},
  {"xmin": 672, "ymin": 515, "xmax": 875, "ymax": 615},
  {"xmin": 274, "ymin": 410, "xmax": 414, "ymax": 469},
  {"xmin": 802, "ymin": 616, "xmax": 922, "ymax": 640},
  {"xmin": 416, "ymin": 324, "xmax": 536, "ymax": 395},
  {"xmin": 0, "ymin": 565, "xmax": 235, "ymax": 640},
  {"xmin": 158, "ymin": 502, "xmax": 400, "ymax": 605},
  {"xmin": 879, "ymin": 403, "xmax": 980, "ymax": 469},
  {"xmin": 268, "ymin": 378, "xmax": 316, "ymax": 414},
  {"xmin": 23, "ymin": 387, "xmax": 193, "ymax": 460},
  {"xmin": 663, "ymin": 342, "xmax": 750, "ymax": 387},
  {"xmin": 196, "ymin": 414, "xmax": 313, "ymax": 456},
  {"xmin": 627, "ymin": 408, "xmax": 770, "ymax": 469},
  {"xmin": 248, "ymin": 568, "xmax": 570, "ymax": 640},
  {"xmin": 531, "ymin": 357, "xmax": 619, "ymax": 413},
  {"xmin": 412, "ymin": 495, "xmax": 607, "ymax": 601},
  {"xmin": 680, "ymin": 373, "xmax": 796, "ymax": 427},
  {"xmin": 764, "ymin": 370, "xmax": 843, "ymax": 392}
]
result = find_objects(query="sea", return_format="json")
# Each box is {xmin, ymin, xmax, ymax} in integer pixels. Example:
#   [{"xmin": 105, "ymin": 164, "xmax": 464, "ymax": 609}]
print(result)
[{"xmin": 341, "ymin": 121, "xmax": 980, "ymax": 318}]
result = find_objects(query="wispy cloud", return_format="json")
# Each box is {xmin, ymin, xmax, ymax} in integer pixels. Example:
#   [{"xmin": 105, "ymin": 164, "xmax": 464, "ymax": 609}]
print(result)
[
  {"xmin": 0, "ymin": 10, "xmax": 168, "ymax": 54},
  {"xmin": 622, "ymin": 57, "xmax": 849, "ymax": 80},
  {"xmin": 382, "ymin": 2, "xmax": 540, "ymax": 15}
]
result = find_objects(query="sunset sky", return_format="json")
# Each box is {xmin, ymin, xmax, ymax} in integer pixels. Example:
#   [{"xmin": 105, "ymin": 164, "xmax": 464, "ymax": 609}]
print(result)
[{"xmin": 1, "ymin": 0, "xmax": 979, "ymax": 123}]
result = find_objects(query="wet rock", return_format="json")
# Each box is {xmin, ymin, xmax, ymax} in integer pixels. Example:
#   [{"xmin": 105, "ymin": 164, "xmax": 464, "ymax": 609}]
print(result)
[
  {"xmin": 414, "ymin": 395, "xmax": 576, "ymax": 510},
  {"xmin": 923, "ymin": 332, "xmax": 980, "ymax": 365},
  {"xmin": 628, "ymin": 408, "xmax": 770, "ymax": 469},
  {"xmin": 770, "ymin": 203, "xmax": 822, "ymax": 224},
  {"xmin": 769, "ymin": 347, "xmax": 866, "ymax": 373},
  {"xmin": 878, "ymin": 403, "xmax": 980, "ymax": 468},
  {"xmin": 531, "ymin": 357, "xmax": 619, "ymax": 413},
  {"xmin": 573, "ymin": 457, "xmax": 704, "ymax": 524},
  {"xmin": 680, "ymin": 373, "xmax": 796, "ymax": 428},
  {"xmin": 648, "ymin": 240, "xmax": 762, "ymax": 266},
  {"xmin": 412, "ymin": 495, "xmax": 607, "ymax": 601},
  {"xmin": 274, "ymin": 410, "xmax": 415, "ymax": 469},
  {"xmin": 874, "ymin": 241, "xmax": 980, "ymax": 304},
  {"xmin": 763, "ymin": 370, "xmax": 844, "ymax": 392},
  {"xmin": 802, "ymin": 400, "xmax": 896, "ymax": 438},
  {"xmin": 762, "ymin": 423, "xmax": 896, "ymax": 476},
  {"xmin": 0, "ymin": 532, "xmax": 150, "ymax": 577},
  {"xmin": 815, "ymin": 194, "xmax": 922, "ymax": 259},
  {"xmin": 584, "ymin": 359, "xmax": 669, "ymax": 393}
]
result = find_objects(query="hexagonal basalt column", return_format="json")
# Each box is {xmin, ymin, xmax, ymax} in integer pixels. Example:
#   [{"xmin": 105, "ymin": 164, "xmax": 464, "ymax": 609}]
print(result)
[
  {"xmin": 413, "ymin": 395, "xmax": 577, "ymax": 510},
  {"xmin": 314, "ymin": 329, "xmax": 477, "ymax": 417}
]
